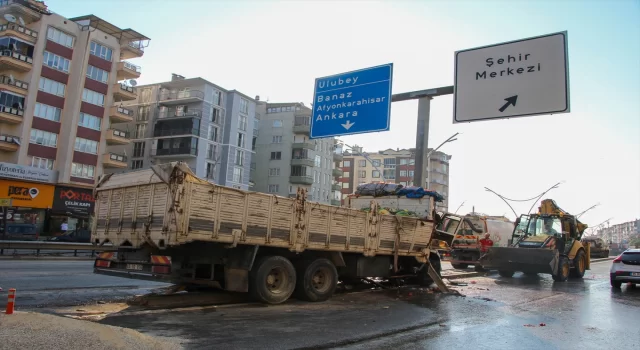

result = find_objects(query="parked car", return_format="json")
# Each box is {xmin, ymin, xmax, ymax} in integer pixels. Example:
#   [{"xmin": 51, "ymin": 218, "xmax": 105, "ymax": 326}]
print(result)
[
  {"xmin": 50, "ymin": 228, "xmax": 91, "ymax": 243},
  {"xmin": 583, "ymin": 237, "xmax": 610, "ymax": 258},
  {"xmin": 610, "ymin": 249, "xmax": 640, "ymax": 288},
  {"xmin": 0, "ymin": 223, "xmax": 39, "ymax": 241}
]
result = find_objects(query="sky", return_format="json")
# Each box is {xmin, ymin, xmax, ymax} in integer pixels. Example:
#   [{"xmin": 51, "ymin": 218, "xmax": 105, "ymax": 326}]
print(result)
[{"xmin": 47, "ymin": 0, "xmax": 640, "ymax": 229}]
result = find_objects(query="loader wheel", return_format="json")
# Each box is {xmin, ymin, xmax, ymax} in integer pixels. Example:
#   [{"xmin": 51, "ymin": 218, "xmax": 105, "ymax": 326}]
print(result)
[
  {"xmin": 250, "ymin": 256, "xmax": 296, "ymax": 304},
  {"xmin": 294, "ymin": 258, "xmax": 338, "ymax": 302},
  {"xmin": 570, "ymin": 250, "xmax": 587, "ymax": 278},
  {"xmin": 498, "ymin": 270, "xmax": 515, "ymax": 278},
  {"xmin": 552, "ymin": 257, "xmax": 570, "ymax": 282},
  {"xmin": 451, "ymin": 263, "xmax": 468, "ymax": 270}
]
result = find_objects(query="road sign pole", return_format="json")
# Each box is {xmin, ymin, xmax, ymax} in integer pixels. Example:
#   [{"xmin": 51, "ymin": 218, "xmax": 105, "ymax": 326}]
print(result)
[{"xmin": 412, "ymin": 97, "xmax": 431, "ymax": 188}]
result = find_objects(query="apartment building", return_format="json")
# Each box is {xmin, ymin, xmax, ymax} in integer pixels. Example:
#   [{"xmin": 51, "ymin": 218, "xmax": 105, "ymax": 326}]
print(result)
[
  {"xmin": 597, "ymin": 219, "xmax": 640, "ymax": 244},
  {"xmin": 339, "ymin": 147, "xmax": 452, "ymax": 211},
  {"xmin": 252, "ymin": 102, "xmax": 341, "ymax": 205},
  {"xmin": 0, "ymin": 0, "xmax": 148, "ymax": 234},
  {"xmin": 103, "ymin": 74, "xmax": 256, "ymax": 190}
]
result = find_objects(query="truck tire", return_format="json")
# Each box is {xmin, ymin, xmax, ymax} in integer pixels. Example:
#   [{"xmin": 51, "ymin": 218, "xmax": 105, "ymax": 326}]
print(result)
[
  {"xmin": 570, "ymin": 250, "xmax": 587, "ymax": 278},
  {"xmin": 451, "ymin": 263, "xmax": 468, "ymax": 270},
  {"xmin": 250, "ymin": 256, "xmax": 296, "ymax": 304},
  {"xmin": 294, "ymin": 258, "xmax": 338, "ymax": 302},
  {"xmin": 552, "ymin": 257, "xmax": 570, "ymax": 282},
  {"xmin": 498, "ymin": 270, "xmax": 514, "ymax": 278}
]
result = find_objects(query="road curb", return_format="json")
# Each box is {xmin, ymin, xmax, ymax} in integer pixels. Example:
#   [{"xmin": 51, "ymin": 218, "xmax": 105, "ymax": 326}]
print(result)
[
  {"xmin": 591, "ymin": 257, "xmax": 614, "ymax": 263},
  {"xmin": 0, "ymin": 256, "xmax": 94, "ymax": 261}
]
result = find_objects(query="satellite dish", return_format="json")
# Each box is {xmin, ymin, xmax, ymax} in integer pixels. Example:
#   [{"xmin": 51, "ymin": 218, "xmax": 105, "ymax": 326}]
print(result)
[
  {"xmin": 129, "ymin": 79, "xmax": 138, "ymax": 87},
  {"xmin": 4, "ymin": 14, "xmax": 17, "ymax": 23},
  {"xmin": 18, "ymin": 17, "xmax": 25, "ymax": 26}
]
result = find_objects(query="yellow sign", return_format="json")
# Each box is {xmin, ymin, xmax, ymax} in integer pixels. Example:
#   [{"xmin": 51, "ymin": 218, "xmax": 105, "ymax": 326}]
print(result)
[
  {"xmin": 0, "ymin": 180, "xmax": 54, "ymax": 208},
  {"xmin": 0, "ymin": 198, "xmax": 12, "ymax": 206}
]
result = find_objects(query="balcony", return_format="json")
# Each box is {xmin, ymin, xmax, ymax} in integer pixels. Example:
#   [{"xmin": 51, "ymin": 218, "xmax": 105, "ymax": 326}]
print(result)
[
  {"xmin": 0, "ymin": 134, "xmax": 19, "ymax": 152},
  {"xmin": 158, "ymin": 107, "xmax": 202, "ymax": 119},
  {"xmin": 103, "ymin": 153, "xmax": 127, "ymax": 168},
  {"xmin": 332, "ymin": 168, "xmax": 343, "ymax": 177},
  {"xmin": 292, "ymin": 141, "xmax": 315, "ymax": 151},
  {"xmin": 333, "ymin": 152, "xmax": 343, "ymax": 162},
  {"xmin": 113, "ymin": 83, "xmax": 137, "ymax": 101},
  {"xmin": 0, "ymin": 0, "xmax": 50, "ymax": 23},
  {"xmin": 120, "ymin": 40, "xmax": 145, "ymax": 60},
  {"xmin": 153, "ymin": 127, "xmax": 199, "ymax": 137},
  {"xmin": 331, "ymin": 199, "xmax": 341, "ymax": 206},
  {"xmin": 0, "ymin": 23, "xmax": 37, "ymax": 43},
  {"xmin": 0, "ymin": 50, "xmax": 33, "ymax": 72},
  {"xmin": 332, "ymin": 184, "xmax": 341, "ymax": 191},
  {"xmin": 0, "ymin": 104, "xmax": 23, "ymax": 124},
  {"xmin": 105, "ymin": 129, "xmax": 130, "ymax": 145},
  {"xmin": 290, "ymin": 176, "xmax": 314, "ymax": 185},
  {"xmin": 158, "ymin": 90, "xmax": 204, "ymax": 106},
  {"xmin": 116, "ymin": 61, "xmax": 141, "ymax": 80},
  {"xmin": 152, "ymin": 147, "xmax": 197, "ymax": 158},
  {"xmin": 293, "ymin": 124, "xmax": 310, "ymax": 135},
  {"xmin": 109, "ymin": 105, "xmax": 134, "ymax": 123},
  {"xmin": 0, "ymin": 75, "xmax": 28, "ymax": 95},
  {"xmin": 291, "ymin": 157, "xmax": 315, "ymax": 167}
]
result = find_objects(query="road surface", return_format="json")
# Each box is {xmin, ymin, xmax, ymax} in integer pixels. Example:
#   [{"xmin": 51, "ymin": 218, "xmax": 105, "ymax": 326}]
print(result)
[{"xmin": 95, "ymin": 260, "xmax": 638, "ymax": 349}]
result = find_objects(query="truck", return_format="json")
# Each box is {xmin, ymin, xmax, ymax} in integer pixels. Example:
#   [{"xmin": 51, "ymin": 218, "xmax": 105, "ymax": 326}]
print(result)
[
  {"xmin": 91, "ymin": 162, "xmax": 448, "ymax": 304},
  {"xmin": 443, "ymin": 214, "xmax": 515, "ymax": 271},
  {"xmin": 479, "ymin": 199, "xmax": 591, "ymax": 281}
]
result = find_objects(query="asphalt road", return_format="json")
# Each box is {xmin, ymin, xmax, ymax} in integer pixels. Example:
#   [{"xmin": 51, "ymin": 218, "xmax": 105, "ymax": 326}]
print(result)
[
  {"xmin": 0, "ymin": 260, "xmax": 169, "ymax": 308},
  {"xmin": 95, "ymin": 260, "xmax": 638, "ymax": 350}
]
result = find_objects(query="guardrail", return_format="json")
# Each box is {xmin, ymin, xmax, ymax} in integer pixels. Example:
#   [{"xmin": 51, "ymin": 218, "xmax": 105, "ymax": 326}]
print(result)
[{"xmin": 0, "ymin": 240, "xmax": 121, "ymax": 257}]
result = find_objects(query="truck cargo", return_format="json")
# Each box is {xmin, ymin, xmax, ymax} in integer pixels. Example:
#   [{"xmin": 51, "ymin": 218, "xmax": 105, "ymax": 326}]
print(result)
[{"xmin": 91, "ymin": 163, "xmax": 447, "ymax": 304}]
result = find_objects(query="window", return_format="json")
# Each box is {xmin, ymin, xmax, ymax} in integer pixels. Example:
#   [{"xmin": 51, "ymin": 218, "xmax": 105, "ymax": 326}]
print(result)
[
  {"xmin": 137, "ymin": 106, "xmax": 150, "ymax": 121},
  {"xmin": 237, "ymin": 133, "xmax": 245, "ymax": 148},
  {"xmin": 372, "ymin": 160, "xmax": 381, "ymax": 167},
  {"xmin": 372, "ymin": 170, "xmax": 380, "ymax": 178},
  {"xmin": 78, "ymin": 113, "xmax": 101, "ymax": 131},
  {"xmin": 206, "ymin": 143, "xmax": 217, "ymax": 160},
  {"xmin": 383, "ymin": 169, "xmax": 395, "ymax": 179},
  {"xmin": 210, "ymin": 108, "xmax": 222, "ymax": 124},
  {"xmin": 409, "ymin": 159, "xmax": 415, "ymax": 165},
  {"xmin": 400, "ymin": 159, "xmax": 408, "ymax": 165},
  {"xmin": 29, "ymin": 129, "xmax": 57, "ymax": 147},
  {"xmin": 133, "ymin": 142, "xmax": 145, "ymax": 158},
  {"xmin": 270, "ymin": 151, "xmax": 281, "ymax": 160},
  {"xmin": 71, "ymin": 163, "xmax": 95, "ymax": 179},
  {"xmin": 90, "ymin": 41, "xmax": 112, "ymax": 61},
  {"xmin": 342, "ymin": 182, "xmax": 349, "ymax": 188},
  {"xmin": 343, "ymin": 171, "xmax": 350, "ymax": 178},
  {"xmin": 408, "ymin": 170, "xmax": 414, "ymax": 177},
  {"xmin": 34, "ymin": 103, "xmax": 61, "ymax": 122},
  {"xmin": 238, "ymin": 115, "xmax": 247, "ymax": 131},
  {"xmin": 135, "ymin": 124, "xmax": 146, "ymax": 139},
  {"xmin": 358, "ymin": 160, "xmax": 366, "ymax": 167},
  {"xmin": 30, "ymin": 156, "xmax": 53, "ymax": 170},
  {"xmin": 268, "ymin": 184, "xmax": 279, "ymax": 193},
  {"xmin": 233, "ymin": 167, "xmax": 243, "ymax": 183},
  {"xmin": 38, "ymin": 77, "xmax": 65, "ymax": 96},
  {"xmin": 86, "ymin": 65, "xmax": 109, "ymax": 83},
  {"xmin": 47, "ymin": 27, "xmax": 74, "ymax": 47},
  {"xmin": 314, "ymin": 170, "xmax": 319, "ymax": 183},
  {"xmin": 343, "ymin": 160, "xmax": 351, "ymax": 167},
  {"xmin": 235, "ymin": 150, "xmax": 244, "ymax": 166},
  {"xmin": 269, "ymin": 168, "xmax": 280, "ymax": 176},
  {"xmin": 213, "ymin": 90, "xmax": 223, "ymax": 106},
  {"xmin": 240, "ymin": 98, "xmax": 249, "ymax": 114},
  {"xmin": 272, "ymin": 136, "xmax": 282, "ymax": 144},
  {"xmin": 384, "ymin": 158, "xmax": 396, "ymax": 168},
  {"xmin": 206, "ymin": 162, "xmax": 216, "ymax": 179},
  {"xmin": 359, "ymin": 171, "xmax": 366, "ymax": 178},
  {"xmin": 42, "ymin": 51, "xmax": 70, "ymax": 72},
  {"xmin": 315, "ymin": 155, "xmax": 321, "ymax": 167},
  {"xmin": 131, "ymin": 160, "xmax": 143, "ymax": 170},
  {"xmin": 273, "ymin": 120, "xmax": 283, "ymax": 127},
  {"xmin": 74, "ymin": 137, "xmax": 98, "ymax": 154},
  {"xmin": 82, "ymin": 88, "xmax": 105, "ymax": 106},
  {"xmin": 400, "ymin": 170, "xmax": 407, "ymax": 177},
  {"xmin": 208, "ymin": 125, "xmax": 218, "ymax": 142}
]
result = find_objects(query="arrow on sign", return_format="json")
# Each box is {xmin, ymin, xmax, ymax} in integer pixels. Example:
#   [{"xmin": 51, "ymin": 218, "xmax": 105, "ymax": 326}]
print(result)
[
  {"xmin": 341, "ymin": 120, "xmax": 355, "ymax": 130},
  {"xmin": 498, "ymin": 95, "xmax": 518, "ymax": 113}
]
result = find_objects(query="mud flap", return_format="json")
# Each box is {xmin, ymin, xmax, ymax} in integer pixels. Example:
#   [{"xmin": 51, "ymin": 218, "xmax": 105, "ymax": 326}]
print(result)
[{"xmin": 479, "ymin": 247, "xmax": 557, "ymax": 274}]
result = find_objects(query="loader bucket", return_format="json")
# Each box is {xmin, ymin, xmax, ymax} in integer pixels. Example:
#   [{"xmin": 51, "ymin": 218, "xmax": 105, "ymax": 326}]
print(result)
[{"xmin": 479, "ymin": 247, "xmax": 558, "ymax": 274}]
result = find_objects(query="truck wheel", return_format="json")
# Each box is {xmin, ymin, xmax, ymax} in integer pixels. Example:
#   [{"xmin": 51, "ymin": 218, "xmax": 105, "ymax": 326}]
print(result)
[
  {"xmin": 552, "ymin": 257, "xmax": 570, "ymax": 282},
  {"xmin": 570, "ymin": 250, "xmax": 587, "ymax": 278},
  {"xmin": 498, "ymin": 270, "xmax": 514, "ymax": 278},
  {"xmin": 294, "ymin": 258, "xmax": 338, "ymax": 302},
  {"xmin": 451, "ymin": 263, "xmax": 468, "ymax": 270},
  {"xmin": 250, "ymin": 256, "xmax": 296, "ymax": 304}
]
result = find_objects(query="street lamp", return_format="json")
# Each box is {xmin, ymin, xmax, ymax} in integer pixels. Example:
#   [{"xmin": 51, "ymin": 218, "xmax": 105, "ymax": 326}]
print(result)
[
  {"xmin": 454, "ymin": 201, "xmax": 465, "ymax": 214},
  {"xmin": 425, "ymin": 132, "xmax": 459, "ymax": 191}
]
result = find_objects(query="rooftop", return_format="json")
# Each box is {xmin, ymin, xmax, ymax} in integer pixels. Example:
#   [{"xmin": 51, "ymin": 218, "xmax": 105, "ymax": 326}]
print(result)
[{"xmin": 68, "ymin": 14, "xmax": 150, "ymax": 43}]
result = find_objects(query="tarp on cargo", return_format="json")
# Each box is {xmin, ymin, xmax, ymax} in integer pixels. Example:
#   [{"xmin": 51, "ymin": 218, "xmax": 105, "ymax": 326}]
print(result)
[
  {"xmin": 95, "ymin": 162, "xmax": 208, "ymax": 193},
  {"xmin": 355, "ymin": 183, "xmax": 403, "ymax": 197}
]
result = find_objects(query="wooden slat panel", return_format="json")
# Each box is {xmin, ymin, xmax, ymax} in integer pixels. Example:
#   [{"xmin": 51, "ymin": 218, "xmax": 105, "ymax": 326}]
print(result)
[{"xmin": 244, "ymin": 193, "xmax": 271, "ymax": 245}]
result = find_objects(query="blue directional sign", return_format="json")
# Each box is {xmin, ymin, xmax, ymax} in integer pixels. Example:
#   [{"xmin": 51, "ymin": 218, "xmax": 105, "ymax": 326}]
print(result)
[{"xmin": 310, "ymin": 63, "xmax": 393, "ymax": 139}]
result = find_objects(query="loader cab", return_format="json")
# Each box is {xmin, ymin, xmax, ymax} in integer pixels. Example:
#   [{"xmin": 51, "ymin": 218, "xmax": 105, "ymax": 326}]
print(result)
[{"xmin": 513, "ymin": 214, "xmax": 578, "ymax": 253}]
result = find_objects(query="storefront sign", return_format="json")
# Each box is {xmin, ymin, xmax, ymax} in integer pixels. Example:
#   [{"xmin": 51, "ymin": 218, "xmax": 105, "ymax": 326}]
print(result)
[
  {"xmin": 0, "ymin": 163, "xmax": 58, "ymax": 183},
  {"xmin": 0, "ymin": 180, "xmax": 55, "ymax": 208},
  {"xmin": 52, "ymin": 186, "xmax": 95, "ymax": 217}
]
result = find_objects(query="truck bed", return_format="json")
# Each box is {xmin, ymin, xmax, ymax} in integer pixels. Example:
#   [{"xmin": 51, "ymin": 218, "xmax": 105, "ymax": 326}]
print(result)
[{"xmin": 92, "ymin": 163, "xmax": 435, "ymax": 261}]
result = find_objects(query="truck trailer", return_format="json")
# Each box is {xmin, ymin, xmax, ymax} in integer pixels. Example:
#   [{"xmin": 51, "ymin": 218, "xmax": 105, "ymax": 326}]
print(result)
[{"xmin": 91, "ymin": 163, "xmax": 447, "ymax": 304}]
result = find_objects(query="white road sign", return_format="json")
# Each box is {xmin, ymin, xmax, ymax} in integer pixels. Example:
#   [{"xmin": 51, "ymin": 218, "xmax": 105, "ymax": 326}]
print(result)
[{"xmin": 453, "ymin": 31, "xmax": 570, "ymax": 123}]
